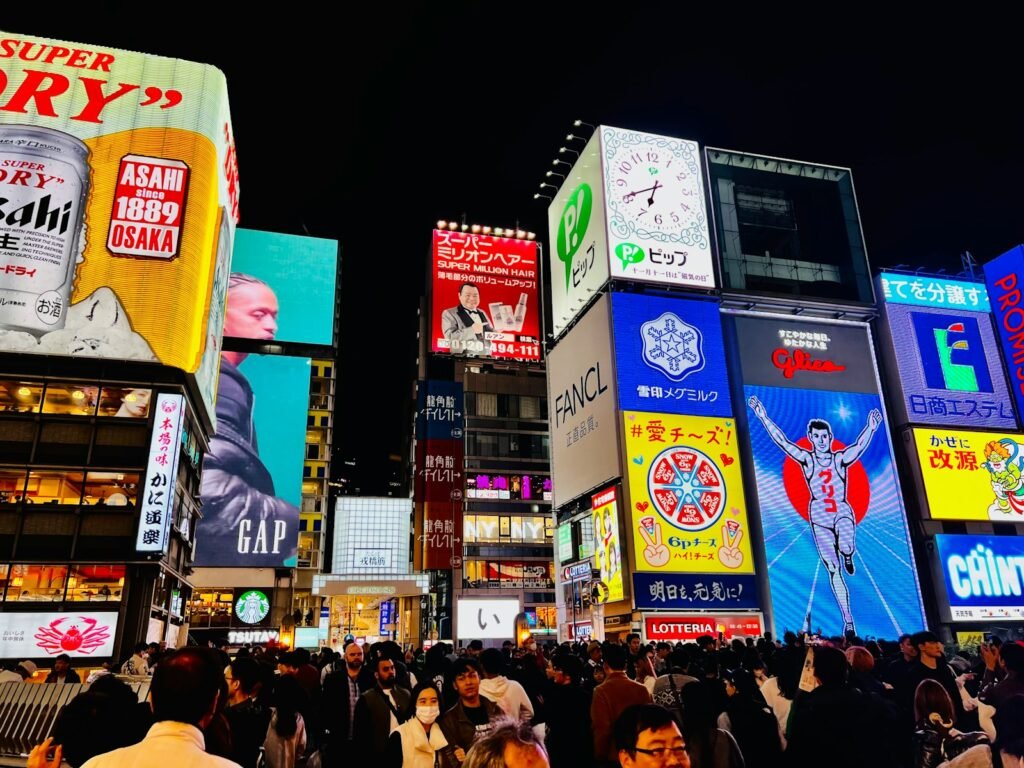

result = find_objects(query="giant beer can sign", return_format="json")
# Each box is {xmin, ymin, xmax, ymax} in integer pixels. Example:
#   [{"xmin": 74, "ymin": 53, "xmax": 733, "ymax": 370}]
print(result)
[
  {"xmin": 0, "ymin": 32, "xmax": 238, "ymax": 425},
  {"xmin": 0, "ymin": 125, "xmax": 89, "ymax": 333}
]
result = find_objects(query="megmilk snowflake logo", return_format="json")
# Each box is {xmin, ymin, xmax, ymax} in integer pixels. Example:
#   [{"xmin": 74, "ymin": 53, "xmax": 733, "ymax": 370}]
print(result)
[{"xmin": 641, "ymin": 312, "xmax": 704, "ymax": 381}]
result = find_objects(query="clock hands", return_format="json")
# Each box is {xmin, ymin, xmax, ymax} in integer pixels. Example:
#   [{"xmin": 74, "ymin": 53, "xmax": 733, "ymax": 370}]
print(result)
[{"xmin": 623, "ymin": 180, "xmax": 663, "ymax": 204}]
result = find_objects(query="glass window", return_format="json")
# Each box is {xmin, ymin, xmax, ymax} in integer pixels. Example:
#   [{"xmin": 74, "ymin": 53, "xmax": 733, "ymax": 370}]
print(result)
[
  {"xmin": 93, "ymin": 423, "xmax": 147, "ymax": 465},
  {"xmin": 0, "ymin": 468, "xmax": 27, "ymax": 504},
  {"xmin": 521, "ymin": 396, "xmax": 540, "ymax": 419},
  {"xmin": 76, "ymin": 511, "xmax": 136, "ymax": 559},
  {"xmin": 25, "ymin": 470, "xmax": 85, "ymax": 505},
  {"xmin": 67, "ymin": 564, "xmax": 125, "ymax": 602},
  {"xmin": 0, "ymin": 419, "xmax": 35, "ymax": 463},
  {"xmin": 36, "ymin": 421, "xmax": 92, "ymax": 464},
  {"xmin": 186, "ymin": 590, "xmax": 234, "ymax": 628},
  {"xmin": 83, "ymin": 472, "xmax": 139, "ymax": 507},
  {"xmin": 97, "ymin": 387, "xmax": 152, "ymax": 418},
  {"xmin": 0, "ymin": 380, "xmax": 42, "ymax": 413},
  {"xmin": 42, "ymin": 383, "xmax": 99, "ymax": 416},
  {"xmin": 477, "ymin": 393, "xmax": 497, "ymax": 417},
  {"xmin": 6, "ymin": 564, "xmax": 68, "ymax": 602}
]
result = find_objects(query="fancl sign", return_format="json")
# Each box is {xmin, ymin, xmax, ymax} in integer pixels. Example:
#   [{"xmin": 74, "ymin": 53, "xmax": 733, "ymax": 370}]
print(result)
[{"xmin": 936, "ymin": 535, "xmax": 1024, "ymax": 621}]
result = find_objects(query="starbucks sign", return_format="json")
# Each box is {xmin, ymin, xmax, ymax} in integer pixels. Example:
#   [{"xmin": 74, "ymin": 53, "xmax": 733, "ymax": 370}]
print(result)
[{"xmin": 234, "ymin": 590, "xmax": 271, "ymax": 625}]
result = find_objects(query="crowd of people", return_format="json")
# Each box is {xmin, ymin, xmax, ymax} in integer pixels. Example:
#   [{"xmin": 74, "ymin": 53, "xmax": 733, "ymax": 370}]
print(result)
[{"xmin": 16, "ymin": 629, "xmax": 1024, "ymax": 768}]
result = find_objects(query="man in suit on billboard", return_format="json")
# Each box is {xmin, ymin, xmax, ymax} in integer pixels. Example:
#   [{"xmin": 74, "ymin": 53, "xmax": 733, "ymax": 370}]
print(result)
[{"xmin": 441, "ymin": 282, "xmax": 493, "ymax": 355}]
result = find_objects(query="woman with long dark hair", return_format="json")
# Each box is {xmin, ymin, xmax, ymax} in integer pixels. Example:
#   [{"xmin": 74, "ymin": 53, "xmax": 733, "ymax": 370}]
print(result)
[
  {"xmin": 718, "ymin": 669, "xmax": 781, "ymax": 768},
  {"xmin": 262, "ymin": 674, "xmax": 308, "ymax": 768},
  {"xmin": 679, "ymin": 679, "xmax": 744, "ymax": 768}
]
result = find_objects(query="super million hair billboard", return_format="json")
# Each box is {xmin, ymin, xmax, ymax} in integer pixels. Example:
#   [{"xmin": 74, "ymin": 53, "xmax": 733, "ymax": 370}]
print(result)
[{"xmin": 0, "ymin": 31, "xmax": 239, "ymax": 425}]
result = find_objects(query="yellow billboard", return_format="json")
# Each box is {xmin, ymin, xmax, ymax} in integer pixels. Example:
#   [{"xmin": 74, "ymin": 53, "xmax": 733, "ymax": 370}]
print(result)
[
  {"xmin": 912, "ymin": 427, "xmax": 1024, "ymax": 521},
  {"xmin": 624, "ymin": 412, "xmax": 754, "ymax": 574},
  {"xmin": 0, "ymin": 32, "xmax": 238, "ymax": 424},
  {"xmin": 591, "ymin": 486, "xmax": 625, "ymax": 602}
]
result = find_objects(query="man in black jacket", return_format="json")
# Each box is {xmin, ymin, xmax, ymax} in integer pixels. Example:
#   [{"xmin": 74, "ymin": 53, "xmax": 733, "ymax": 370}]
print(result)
[
  {"xmin": 224, "ymin": 656, "xmax": 272, "ymax": 768},
  {"xmin": 321, "ymin": 641, "xmax": 373, "ymax": 767},
  {"xmin": 354, "ymin": 656, "xmax": 412, "ymax": 759},
  {"xmin": 440, "ymin": 658, "xmax": 501, "ymax": 762},
  {"xmin": 543, "ymin": 654, "xmax": 592, "ymax": 768}
]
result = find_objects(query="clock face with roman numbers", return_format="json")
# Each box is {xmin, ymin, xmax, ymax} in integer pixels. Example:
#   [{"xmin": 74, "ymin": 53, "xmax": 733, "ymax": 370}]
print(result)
[{"xmin": 605, "ymin": 132, "xmax": 706, "ymax": 241}]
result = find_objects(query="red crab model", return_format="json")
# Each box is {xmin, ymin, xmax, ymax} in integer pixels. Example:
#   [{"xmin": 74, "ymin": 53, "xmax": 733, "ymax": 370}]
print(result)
[{"xmin": 34, "ymin": 616, "xmax": 111, "ymax": 655}]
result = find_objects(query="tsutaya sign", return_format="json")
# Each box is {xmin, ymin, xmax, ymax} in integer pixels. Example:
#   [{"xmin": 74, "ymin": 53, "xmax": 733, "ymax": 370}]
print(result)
[
  {"xmin": 228, "ymin": 628, "xmax": 280, "ymax": 644},
  {"xmin": 935, "ymin": 534, "xmax": 1024, "ymax": 621}
]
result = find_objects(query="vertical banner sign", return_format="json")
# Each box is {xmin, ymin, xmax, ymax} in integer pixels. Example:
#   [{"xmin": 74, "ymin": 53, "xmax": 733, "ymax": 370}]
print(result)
[
  {"xmin": 984, "ymin": 245, "xmax": 1024, "ymax": 420},
  {"xmin": 911, "ymin": 427, "xmax": 1024, "ymax": 521},
  {"xmin": 611, "ymin": 293, "xmax": 730, "ymax": 417},
  {"xmin": 876, "ymin": 277, "xmax": 1014, "ymax": 429},
  {"xmin": 380, "ymin": 600, "xmax": 395, "ymax": 636},
  {"xmin": 137, "ymin": 394, "xmax": 185, "ymax": 552},
  {"xmin": 591, "ymin": 487, "xmax": 625, "ymax": 602},
  {"xmin": 415, "ymin": 381, "xmax": 465, "ymax": 570},
  {"xmin": 0, "ymin": 32, "xmax": 238, "ymax": 428},
  {"xmin": 624, "ymin": 412, "xmax": 755, "ymax": 576},
  {"xmin": 735, "ymin": 315, "xmax": 925, "ymax": 638},
  {"xmin": 548, "ymin": 132, "xmax": 610, "ymax": 338},
  {"xmin": 602, "ymin": 126, "xmax": 713, "ymax": 288},
  {"xmin": 430, "ymin": 231, "xmax": 540, "ymax": 361}
]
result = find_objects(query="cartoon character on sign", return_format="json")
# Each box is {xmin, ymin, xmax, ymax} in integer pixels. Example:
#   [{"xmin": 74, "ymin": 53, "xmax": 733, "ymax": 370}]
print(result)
[
  {"xmin": 984, "ymin": 439, "xmax": 1024, "ymax": 517},
  {"xmin": 748, "ymin": 395, "xmax": 881, "ymax": 636},
  {"xmin": 35, "ymin": 616, "xmax": 111, "ymax": 655}
]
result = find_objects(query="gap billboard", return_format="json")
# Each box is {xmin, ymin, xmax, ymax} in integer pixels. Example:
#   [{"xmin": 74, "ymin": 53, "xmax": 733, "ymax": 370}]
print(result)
[
  {"xmin": 734, "ymin": 314, "xmax": 925, "ymax": 638},
  {"xmin": 194, "ymin": 354, "xmax": 309, "ymax": 567}
]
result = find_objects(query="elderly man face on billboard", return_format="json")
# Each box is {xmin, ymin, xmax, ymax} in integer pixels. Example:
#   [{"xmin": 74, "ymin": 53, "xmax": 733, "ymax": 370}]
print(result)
[
  {"xmin": 441, "ymin": 281, "xmax": 494, "ymax": 355},
  {"xmin": 195, "ymin": 273, "xmax": 298, "ymax": 567}
]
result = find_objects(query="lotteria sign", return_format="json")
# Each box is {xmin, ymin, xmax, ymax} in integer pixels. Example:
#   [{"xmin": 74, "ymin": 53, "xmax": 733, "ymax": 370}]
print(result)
[
  {"xmin": 643, "ymin": 613, "xmax": 764, "ymax": 642},
  {"xmin": 935, "ymin": 534, "xmax": 1024, "ymax": 621},
  {"xmin": 563, "ymin": 561, "xmax": 593, "ymax": 582}
]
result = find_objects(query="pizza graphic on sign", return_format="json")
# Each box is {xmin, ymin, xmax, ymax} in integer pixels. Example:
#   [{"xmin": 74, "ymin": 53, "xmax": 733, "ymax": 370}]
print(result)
[
  {"xmin": 647, "ymin": 445, "xmax": 726, "ymax": 532},
  {"xmin": 35, "ymin": 616, "xmax": 111, "ymax": 655}
]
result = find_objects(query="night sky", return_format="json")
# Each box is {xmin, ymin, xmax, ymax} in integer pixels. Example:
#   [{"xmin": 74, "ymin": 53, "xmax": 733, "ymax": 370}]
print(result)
[{"xmin": 6, "ymin": 7, "xmax": 1024, "ymax": 489}]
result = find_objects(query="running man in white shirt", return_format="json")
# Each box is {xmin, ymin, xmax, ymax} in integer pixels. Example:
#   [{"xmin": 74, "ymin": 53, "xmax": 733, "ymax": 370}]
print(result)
[{"xmin": 748, "ymin": 396, "xmax": 882, "ymax": 636}]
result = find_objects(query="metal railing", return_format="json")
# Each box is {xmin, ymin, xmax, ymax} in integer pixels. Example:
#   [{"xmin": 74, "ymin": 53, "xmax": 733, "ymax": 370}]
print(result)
[{"xmin": 0, "ymin": 680, "xmax": 150, "ymax": 757}]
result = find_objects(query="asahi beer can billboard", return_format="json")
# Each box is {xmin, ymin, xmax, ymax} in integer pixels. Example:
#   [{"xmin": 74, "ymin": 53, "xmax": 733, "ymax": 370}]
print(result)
[{"xmin": 0, "ymin": 32, "xmax": 238, "ymax": 425}]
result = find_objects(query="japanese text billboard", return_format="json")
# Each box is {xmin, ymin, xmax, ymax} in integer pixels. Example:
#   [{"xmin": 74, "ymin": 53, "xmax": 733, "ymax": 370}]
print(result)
[
  {"xmin": 548, "ymin": 132, "xmax": 609, "ymax": 338},
  {"xmin": 591, "ymin": 486, "xmax": 625, "ymax": 602},
  {"xmin": 878, "ymin": 274, "xmax": 990, "ymax": 312},
  {"xmin": 415, "ymin": 380, "xmax": 465, "ymax": 570},
  {"xmin": 736, "ymin": 315, "xmax": 925, "ymax": 638},
  {"xmin": 602, "ymin": 126, "xmax": 713, "ymax": 288},
  {"xmin": 879, "ymin": 301, "xmax": 1014, "ymax": 429},
  {"xmin": 612, "ymin": 292, "xmax": 730, "ymax": 417},
  {"xmin": 227, "ymin": 229, "xmax": 337, "ymax": 346},
  {"xmin": 194, "ymin": 354, "xmax": 309, "ymax": 567},
  {"xmin": 633, "ymin": 573, "xmax": 758, "ymax": 611},
  {"xmin": 984, "ymin": 245, "xmax": 1024, "ymax": 420},
  {"xmin": 0, "ymin": 32, "xmax": 238, "ymax": 426},
  {"xmin": 430, "ymin": 230, "xmax": 540, "ymax": 361},
  {"xmin": 912, "ymin": 427, "xmax": 1024, "ymax": 521},
  {"xmin": 0, "ymin": 611, "xmax": 118, "ymax": 659},
  {"xmin": 456, "ymin": 598, "xmax": 519, "ymax": 641},
  {"xmin": 136, "ymin": 393, "xmax": 185, "ymax": 553},
  {"xmin": 548, "ymin": 294, "xmax": 619, "ymax": 508},
  {"xmin": 625, "ymin": 412, "xmax": 754, "ymax": 575},
  {"xmin": 935, "ymin": 534, "xmax": 1024, "ymax": 622}
]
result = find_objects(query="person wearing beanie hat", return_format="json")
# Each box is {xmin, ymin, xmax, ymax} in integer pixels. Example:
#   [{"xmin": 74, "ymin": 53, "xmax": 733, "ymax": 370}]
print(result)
[{"xmin": 17, "ymin": 660, "xmax": 37, "ymax": 679}]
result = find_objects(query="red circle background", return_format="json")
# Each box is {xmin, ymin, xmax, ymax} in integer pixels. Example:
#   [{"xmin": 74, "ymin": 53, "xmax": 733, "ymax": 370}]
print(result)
[{"xmin": 781, "ymin": 437, "xmax": 870, "ymax": 523}]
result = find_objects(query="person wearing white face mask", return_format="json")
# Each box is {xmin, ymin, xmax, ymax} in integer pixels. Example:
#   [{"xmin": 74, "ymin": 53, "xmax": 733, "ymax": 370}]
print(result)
[{"xmin": 388, "ymin": 682, "xmax": 459, "ymax": 768}]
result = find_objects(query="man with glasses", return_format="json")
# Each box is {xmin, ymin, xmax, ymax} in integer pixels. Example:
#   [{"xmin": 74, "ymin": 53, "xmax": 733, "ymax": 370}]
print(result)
[{"xmin": 614, "ymin": 704, "xmax": 689, "ymax": 768}]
